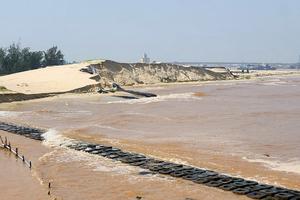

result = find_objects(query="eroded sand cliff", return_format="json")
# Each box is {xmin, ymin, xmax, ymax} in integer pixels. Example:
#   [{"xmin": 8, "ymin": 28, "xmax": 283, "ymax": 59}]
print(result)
[{"xmin": 88, "ymin": 60, "xmax": 234, "ymax": 87}]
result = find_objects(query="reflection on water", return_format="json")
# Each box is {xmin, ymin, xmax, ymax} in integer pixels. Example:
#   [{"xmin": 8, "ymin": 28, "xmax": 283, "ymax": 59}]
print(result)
[{"xmin": 1, "ymin": 76, "xmax": 300, "ymax": 199}]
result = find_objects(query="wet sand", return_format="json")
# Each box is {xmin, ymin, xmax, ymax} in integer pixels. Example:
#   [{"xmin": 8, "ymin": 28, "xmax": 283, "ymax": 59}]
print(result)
[{"xmin": 1, "ymin": 75, "xmax": 300, "ymax": 199}]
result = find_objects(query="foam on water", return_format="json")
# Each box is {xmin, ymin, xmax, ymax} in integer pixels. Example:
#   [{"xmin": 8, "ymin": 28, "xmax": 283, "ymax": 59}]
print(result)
[
  {"xmin": 59, "ymin": 110, "xmax": 92, "ymax": 115},
  {"xmin": 40, "ymin": 129, "xmax": 188, "ymax": 181},
  {"xmin": 125, "ymin": 112, "xmax": 172, "ymax": 121},
  {"xmin": 52, "ymin": 149, "xmax": 175, "ymax": 182},
  {"xmin": 40, "ymin": 129, "xmax": 144, "ymax": 175},
  {"xmin": 0, "ymin": 111, "xmax": 22, "ymax": 117},
  {"xmin": 261, "ymin": 82, "xmax": 288, "ymax": 86},
  {"xmin": 94, "ymin": 124, "xmax": 146, "ymax": 136},
  {"xmin": 42, "ymin": 129, "xmax": 76, "ymax": 148},
  {"xmin": 243, "ymin": 157, "xmax": 300, "ymax": 174},
  {"xmin": 259, "ymin": 78, "xmax": 289, "ymax": 86},
  {"xmin": 206, "ymin": 82, "xmax": 238, "ymax": 86},
  {"xmin": 39, "ymin": 147, "xmax": 142, "ymax": 176},
  {"xmin": 35, "ymin": 110, "xmax": 92, "ymax": 117},
  {"xmin": 107, "ymin": 92, "xmax": 202, "ymax": 104}
]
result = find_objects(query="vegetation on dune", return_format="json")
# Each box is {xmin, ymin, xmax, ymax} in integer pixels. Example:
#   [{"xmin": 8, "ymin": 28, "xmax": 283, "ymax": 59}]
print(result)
[
  {"xmin": 0, "ymin": 43, "xmax": 66, "ymax": 75},
  {"xmin": 0, "ymin": 86, "xmax": 13, "ymax": 93},
  {"xmin": 0, "ymin": 86, "xmax": 8, "ymax": 91}
]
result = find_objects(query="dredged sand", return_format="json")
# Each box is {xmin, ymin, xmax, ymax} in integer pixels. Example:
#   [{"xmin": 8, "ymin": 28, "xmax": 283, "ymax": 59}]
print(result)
[{"xmin": 0, "ymin": 60, "xmax": 104, "ymax": 94}]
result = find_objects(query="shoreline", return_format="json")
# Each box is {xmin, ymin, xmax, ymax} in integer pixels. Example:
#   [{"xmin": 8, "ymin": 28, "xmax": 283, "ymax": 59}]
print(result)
[{"xmin": 1, "ymin": 70, "xmax": 300, "ymax": 105}]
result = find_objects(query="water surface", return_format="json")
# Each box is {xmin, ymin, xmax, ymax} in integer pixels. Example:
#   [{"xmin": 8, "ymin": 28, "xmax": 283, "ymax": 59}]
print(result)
[{"xmin": 1, "ymin": 76, "xmax": 300, "ymax": 199}]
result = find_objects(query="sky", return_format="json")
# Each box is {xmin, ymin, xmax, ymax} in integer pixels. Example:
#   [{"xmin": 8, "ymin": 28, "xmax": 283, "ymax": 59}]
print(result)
[{"xmin": 0, "ymin": 0, "xmax": 300, "ymax": 63}]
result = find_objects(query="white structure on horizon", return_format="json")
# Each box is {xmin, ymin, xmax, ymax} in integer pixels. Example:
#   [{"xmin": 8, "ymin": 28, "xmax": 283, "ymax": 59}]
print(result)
[{"xmin": 140, "ymin": 53, "xmax": 150, "ymax": 64}]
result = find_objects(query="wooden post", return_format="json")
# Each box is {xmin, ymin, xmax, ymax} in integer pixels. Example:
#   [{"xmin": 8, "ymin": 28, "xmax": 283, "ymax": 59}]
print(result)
[
  {"xmin": 0, "ymin": 136, "xmax": 32, "ymax": 170},
  {"xmin": 0, "ymin": 135, "xmax": 4, "ymax": 144}
]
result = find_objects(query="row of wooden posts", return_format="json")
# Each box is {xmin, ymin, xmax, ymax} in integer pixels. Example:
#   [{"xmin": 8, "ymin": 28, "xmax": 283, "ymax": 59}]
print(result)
[
  {"xmin": 0, "ymin": 135, "xmax": 32, "ymax": 169},
  {"xmin": 0, "ymin": 135, "xmax": 54, "ymax": 198}
]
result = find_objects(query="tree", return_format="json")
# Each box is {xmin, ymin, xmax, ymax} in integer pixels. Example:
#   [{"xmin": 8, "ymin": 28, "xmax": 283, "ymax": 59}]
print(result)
[
  {"xmin": 43, "ymin": 46, "xmax": 65, "ymax": 66},
  {"xmin": 0, "ymin": 43, "xmax": 66, "ymax": 74},
  {"xmin": 29, "ymin": 51, "xmax": 44, "ymax": 69},
  {"xmin": 5, "ymin": 43, "xmax": 23, "ymax": 73},
  {"xmin": 0, "ymin": 48, "xmax": 6, "ymax": 71},
  {"xmin": 22, "ymin": 48, "xmax": 43, "ymax": 70}
]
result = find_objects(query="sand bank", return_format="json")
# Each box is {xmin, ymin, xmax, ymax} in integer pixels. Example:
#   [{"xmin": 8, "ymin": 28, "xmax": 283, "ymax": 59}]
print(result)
[{"xmin": 0, "ymin": 60, "xmax": 104, "ymax": 94}]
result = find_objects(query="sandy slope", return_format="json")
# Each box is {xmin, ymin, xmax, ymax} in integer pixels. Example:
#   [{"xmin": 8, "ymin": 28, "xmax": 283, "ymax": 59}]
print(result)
[
  {"xmin": 0, "ymin": 60, "xmax": 104, "ymax": 94},
  {"xmin": 1, "ymin": 58, "xmax": 298, "ymax": 95}
]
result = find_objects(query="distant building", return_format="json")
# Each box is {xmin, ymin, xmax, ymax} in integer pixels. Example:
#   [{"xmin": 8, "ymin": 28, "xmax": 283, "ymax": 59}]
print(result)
[
  {"xmin": 240, "ymin": 64, "xmax": 276, "ymax": 70},
  {"xmin": 290, "ymin": 55, "xmax": 300, "ymax": 69},
  {"xmin": 140, "ymin": 53, "xmax": 150, "ymax": 64}
]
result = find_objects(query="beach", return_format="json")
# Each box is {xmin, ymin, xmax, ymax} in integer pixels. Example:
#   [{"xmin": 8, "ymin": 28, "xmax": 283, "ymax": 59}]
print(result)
[
  {"xmin": 2, "ymin": 0, "xmax": 300, "ymax": 198},
  {"xmin": 0, "ymin": 73, "xmax": 300, "ymax": 199}
]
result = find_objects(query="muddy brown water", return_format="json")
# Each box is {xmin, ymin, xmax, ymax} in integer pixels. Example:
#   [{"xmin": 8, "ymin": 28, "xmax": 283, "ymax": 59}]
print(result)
[
  {"xmin": 0, "ymin": 131, "xmax": 51, "ymax": 200},
  {"xmin": 0, "ymin": 75, "xmax": 300, "ymax": 199}
]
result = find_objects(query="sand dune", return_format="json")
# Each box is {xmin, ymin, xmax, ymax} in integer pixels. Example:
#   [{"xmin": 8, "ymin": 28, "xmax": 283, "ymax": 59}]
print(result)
[{"xmin": 0, "ymin": 60, "xmax": 104, "ymax": 94}]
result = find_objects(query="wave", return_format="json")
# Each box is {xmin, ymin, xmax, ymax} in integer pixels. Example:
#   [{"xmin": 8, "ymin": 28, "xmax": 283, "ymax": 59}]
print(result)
[
  {"xmin": 0, "ymin": 111, "xmax": 22, "ymax": 117},
  {"xmin": 35, "ymin": 110, "xmax": 92, "ymax": 116},
  {"xmin": 261, "ymin": 82, "xmax": 287, "ymax": 86},
  {"xmin": 243, "ymin": 157, "xmax": 300, "ymax": 174},
  {"xmin": 40, "ymin": 129, "xmax": 180, "ymax": 181},
  {"xmin": 106, "ymin": 92, "xmax": 202, "ymax": 104},
  {"xmin": 42, "ymin": 129, "xmax": 76, "ymax": 148},
  {"xmin": 124, "ymin": 112, "xmax": 172, "ymax": 121},
  {"xmin": 40, "ymin": 130, "xmax": 141, "ymax": 174},
  {"xmin": 259, "ymin": 78, "xmax": 289, "ymax": 86}
]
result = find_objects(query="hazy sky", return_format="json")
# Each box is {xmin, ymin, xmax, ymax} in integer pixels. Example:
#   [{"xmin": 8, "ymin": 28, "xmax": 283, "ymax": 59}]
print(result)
[{"xmin": 0, "ymin": 0, "xmax": 299, "ymax": 63}]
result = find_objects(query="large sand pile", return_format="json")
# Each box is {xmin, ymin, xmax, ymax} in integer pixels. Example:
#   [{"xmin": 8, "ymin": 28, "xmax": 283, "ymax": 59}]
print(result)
[
  {"xmin": 0, "ymin": 60, "xmax": 104, "ymax": 94},
  {"xmin": 0, "ymin": 59, "xmax": 235, "ymax": 95}
]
